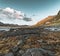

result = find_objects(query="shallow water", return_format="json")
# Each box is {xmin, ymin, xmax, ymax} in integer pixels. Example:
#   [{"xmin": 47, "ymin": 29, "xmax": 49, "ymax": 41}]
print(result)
[
  {"xmin": 45, "ymin": 27, "xmax": 60, "ymax": 31},
  {"xmin": 0, "ymin": 27, "xmax": 10, "ymax": 31}
]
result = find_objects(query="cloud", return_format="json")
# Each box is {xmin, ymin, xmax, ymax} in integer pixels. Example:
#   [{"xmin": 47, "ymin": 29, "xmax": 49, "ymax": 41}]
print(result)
[
  {"xmin": 3, "ymin": 7, "xmax": 14, "ymax": 13},
  {"xmin": 0, "ymin": 7, "xmax": 32, "ymax": 25}
]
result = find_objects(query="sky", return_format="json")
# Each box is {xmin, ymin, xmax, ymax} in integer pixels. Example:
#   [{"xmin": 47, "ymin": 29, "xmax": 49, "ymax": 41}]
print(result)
[{"xmin": 0, "ymin": 0, "xmax": 60, "ymax": 25}]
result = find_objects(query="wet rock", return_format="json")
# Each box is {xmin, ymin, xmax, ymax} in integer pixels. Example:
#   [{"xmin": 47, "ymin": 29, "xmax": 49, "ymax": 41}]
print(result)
[
  {"xmin": 0, "ymin": 53, "xmax": 4, "ymax": 56},
  {"xmin": 30, "ymin": 48, "xmax": 43, "ymax": 56},
  {"xmin": 22, "ymin": 48, "xmax": 43, "ymax": 56},
  {"xmin": 22, "ymin": 48, "xmax": 55, "ymax": 56},
  {"xmin": 9, "ymin": 29, "xmax": 15, "ymax": 32},
  {"xmin": 4, "ymin": 52, "xmax": 14, "ymax": 56},
  {"xmin": 10, "ymin": 46, "xmax": 20, "ymax": 53},
  {"xmin": 22, "ymin": 51, "xmax": 31, "ymax": 56},
  {"xmin": 19, "ymin": 50, "xmax": 24, "ymax": 55},
  {"xmin": 39, "ymin": 48, "xmax": 55, "ymax": 56}
]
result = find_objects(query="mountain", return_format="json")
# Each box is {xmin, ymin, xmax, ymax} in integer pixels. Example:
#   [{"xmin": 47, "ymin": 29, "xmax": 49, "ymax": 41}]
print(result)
[
  {"xmin": 0, "ymin": 22, "xmax": 4, "ymax": 25},
  {"xmin": 36, "ymin": 16, "xmax": 54, "ymax": 26},
  {"xmin": 0, "ymin": 21, "xmax": 23, "ymax": 27},
  {"xmin": 36, "ymin": 10, "xmax": 60, "ymax": 26}
]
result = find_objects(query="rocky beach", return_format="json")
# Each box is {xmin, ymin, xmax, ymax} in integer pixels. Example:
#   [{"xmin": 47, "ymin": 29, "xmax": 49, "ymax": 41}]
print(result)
[{"xmin": 0, "ymin": 26, "xmax": 60, "ymax": 56}]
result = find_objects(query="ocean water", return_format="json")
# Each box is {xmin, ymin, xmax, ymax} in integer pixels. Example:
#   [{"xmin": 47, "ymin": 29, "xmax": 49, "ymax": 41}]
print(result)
[{"xmin": 0, "ymin": 27, "xmax": 10, "ymax": 31}]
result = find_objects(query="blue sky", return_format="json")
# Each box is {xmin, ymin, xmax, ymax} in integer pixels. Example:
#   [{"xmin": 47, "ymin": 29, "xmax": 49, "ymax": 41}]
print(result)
[{"xmin": 0, "ymin": 0, "xmax": 60, "ymax": 25}]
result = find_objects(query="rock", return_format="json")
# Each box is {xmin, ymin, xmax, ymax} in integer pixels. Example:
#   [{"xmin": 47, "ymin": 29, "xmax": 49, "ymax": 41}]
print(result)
[
  {"xmin": 19, "ymin": 50, "xmax": 24, "ymax": 55},
  {"xmin": 17, "ymin": 40, "xmax": 23, "ymax": 46},
  {"xmin": 37, "ymin": 39, "xmax": 43, "ymax": 43},
  {"xmin": 11, "ymin": 46, "xmax": 20, "ymax": 53},
  {"xmin": 22, "ymin": 48, "xmax": 55, "ymax": 56},
  {"xmin": 23, "ymin": 45, "xmax": 30, "ymax": 49},
  {"xmin": 22, "ymin": 48, "xmax": 43, "ymax": 56},
  {"xmin": 4, "ymin": 52, "xmax": 14, "ymax": 56},
  {"xmin": 39, "ymin": 48, "xmax": 55, "ymax": 56},
  {"xmin": 9, "ymin": 29, "xmax": 15, "ymax": 32},
  {"xmin": 22, "ymin": 51, "xmax": 31, "ymax": 56},
  {"xmin": 30, "ymin": 49, "xmax": 43, "ymax": 56},
  {"xmin": 0, "ymin": 53, "xmax": 4, "ymax": 56}
]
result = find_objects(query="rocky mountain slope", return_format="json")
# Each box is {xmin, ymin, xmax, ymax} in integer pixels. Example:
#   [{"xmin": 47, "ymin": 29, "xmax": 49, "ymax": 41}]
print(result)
[{"xmin": 36, "ymin": 11, "xmax": 60, "ymax": 26}]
